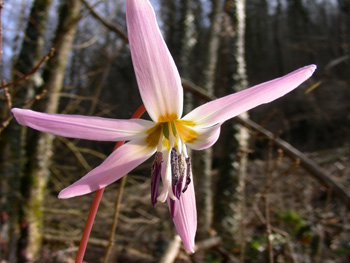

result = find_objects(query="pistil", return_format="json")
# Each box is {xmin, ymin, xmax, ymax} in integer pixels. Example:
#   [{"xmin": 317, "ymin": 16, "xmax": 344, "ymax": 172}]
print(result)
[
  {"xmin": 153, "ymin": 121, "xmax": 193, "ymax": 207},
  {"xmin": 151, "ymin": 152, "xmax": 163, "ymax": 206}
]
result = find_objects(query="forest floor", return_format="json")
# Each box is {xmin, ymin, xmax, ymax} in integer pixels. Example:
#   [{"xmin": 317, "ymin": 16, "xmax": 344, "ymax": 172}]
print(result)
[{"xmin": 32, "ymin": 146, "xmax": 350, "ymax": 263}]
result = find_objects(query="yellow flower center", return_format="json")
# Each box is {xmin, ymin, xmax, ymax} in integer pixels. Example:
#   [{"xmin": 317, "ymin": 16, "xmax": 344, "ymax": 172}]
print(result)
[{"xmin": 146, "ymin": 114, "xmax": 198, "ymax": 148}]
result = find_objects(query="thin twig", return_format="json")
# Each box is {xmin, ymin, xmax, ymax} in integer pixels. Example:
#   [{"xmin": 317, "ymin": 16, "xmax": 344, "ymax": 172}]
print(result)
[
  {"xmin": 0, "ymin": 48, "xmax": 55, "ymax": 90},
  {"xmin": 88, "ymin": 47, "xmax": 120, "ymax": 116},
  {"xmin": 57, "ymin": 137, "xmax": 92, "ymax": 172},
  {"xmin": 22, "ymin": 88, "xmax": 47, "ymax": 108},
  {"xmin": 81, "ymin": 0, "xmax": 128, "ymax": 42},
  {"xmin": 0, "ymin": 88, "xmax": 47, "ymax": 134},
  {"xmin": 0, "ymin": 0, "xmax": 4, "ymax": 65},
  {"xmin": 182, "ymin": 78, "xmax": 350, "ymax": 208},
  {"xmin": 102, "ymin": 104, "xmax": 146, "ymax": 263},
  {"xmin": 4, "ymin": 87, "xmax": 11, "ymax": 110},
  {"xmin": 252, "ymin": 203, "xmax": 298, "ymax": 263},
  {"xmin": 265, "ymin": 142, "xmax": 274, "ymax": 263},
  {"xmin": 103, "ymin": 176, "xmax": 127, "ymax": 263},
  {"xmin": 75, "ymin": 105, "xmax": 146, "ymax": 263}
]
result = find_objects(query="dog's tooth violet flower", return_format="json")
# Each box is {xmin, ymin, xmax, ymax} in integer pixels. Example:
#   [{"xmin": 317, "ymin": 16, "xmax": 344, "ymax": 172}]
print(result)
[{"xmin": 11, "ymin": 0, "xmax": 316, "ymax": 252}]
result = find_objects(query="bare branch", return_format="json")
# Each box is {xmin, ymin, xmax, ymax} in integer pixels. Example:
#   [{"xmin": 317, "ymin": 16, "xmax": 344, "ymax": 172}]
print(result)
[
  {"xmin": 81, "ymin": 0, "xmax": 128, "ymax": 42},
  {"xmin": 0, "ymin": 88, "xmax": 47, "ymax": 134},
  {"xmin": 182, "ymin": 78, "xmax": 350, "ymax": 209},
  {"xmin": 57, "ymin": 137, "xmax": 92, "ymax": 172},
  {"xmin": 159, "ymin": 235, "xmax": 181, "ymax": 263},
  {"xmin": 0, "ymin": 48, "xmax": 55, "ymax": 90},
  {"xmin": 0, "ymin": 0, "xmax": 4, "ymax": 65},
  {"xmin": 4, "ymin": 87, "xmax": 12, "ymax": 110},
  {"xmin": 103, "ymin": 176, "xmax": 127, "ymax": 263}
]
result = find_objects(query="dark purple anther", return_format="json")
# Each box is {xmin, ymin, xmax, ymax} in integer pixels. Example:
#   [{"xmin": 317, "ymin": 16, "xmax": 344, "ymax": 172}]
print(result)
[
  {"xmin": 182, "ymin": 157, "xmax": 192, "ymax": 193},
  {"xmin": 151, "ymin": 152, "xmax": 163, "ymax": 207},
  {"xmin": 169, "ymin": 198, "xmax": 178, "ymax": 219}
]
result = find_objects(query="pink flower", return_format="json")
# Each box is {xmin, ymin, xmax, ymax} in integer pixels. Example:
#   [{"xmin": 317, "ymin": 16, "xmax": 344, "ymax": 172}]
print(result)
[{"xmin": 11, "ymin": 0, "xmax": 316, "ymax": 252}]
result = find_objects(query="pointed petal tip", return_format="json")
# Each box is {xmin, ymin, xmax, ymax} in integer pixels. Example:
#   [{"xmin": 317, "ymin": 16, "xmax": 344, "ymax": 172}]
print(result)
[
  {"xmin": 184, "ymin": 244, "xmax": 195, "ymax": 253},
  {"xmin": 305, "ymin": 64, "xmax": 317, "ymax": 74},
  {"xmin": 57, "ymin": 192, "xmax": 68, "ymax": 199},
  {"xmin": 58, "ymin": 188, "xmax": 76, "ymax": 199},
  {"xmin": 11, "ymin": 108, "xmax": 26, "ymax": 124},
  {"xmin": 126, "ymin": 0, "xmax": 183, "ymax": 121},
  {"xmin": 58, "ymin": 185, "xmax": 97, "ymax": 199}
]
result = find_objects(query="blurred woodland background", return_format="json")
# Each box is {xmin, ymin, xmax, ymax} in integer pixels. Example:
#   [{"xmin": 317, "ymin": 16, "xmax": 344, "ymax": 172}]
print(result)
[{"xmin": 0, "ymin": 0, "xmax": 349, "ymax": 262}]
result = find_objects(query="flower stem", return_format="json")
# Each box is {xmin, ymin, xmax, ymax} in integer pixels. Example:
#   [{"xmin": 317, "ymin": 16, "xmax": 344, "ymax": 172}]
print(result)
[
  {"xmin": 75, "ymin": 104, "xmax": 146, "ymax": 263},
  {"xmin": 75, "ymin": 188, "xmax": 105, "ymax": 263}
]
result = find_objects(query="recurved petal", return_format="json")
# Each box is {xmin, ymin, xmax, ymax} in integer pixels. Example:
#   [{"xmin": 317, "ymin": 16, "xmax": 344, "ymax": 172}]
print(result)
[
  {"xmin": 58, "ymin": 138, "xmax": 156, "ymax": 198},
  {"xmin": 183, "ymin": 65, "xmax": 317, "ymax": 127},
  {"xmin": 186, "ymin": 124, "xmax": 221, "ymax": 150},
  {"xmin": 126, "ymin": 0, "xmax": 183, "ymax": 122},
  {"xmin": 171, "ymin": 179, "xmax": 197, "ymax": 253},
  {"xmin": 11, "ymin": 108, "xmax": 155, "ymax": 141}
]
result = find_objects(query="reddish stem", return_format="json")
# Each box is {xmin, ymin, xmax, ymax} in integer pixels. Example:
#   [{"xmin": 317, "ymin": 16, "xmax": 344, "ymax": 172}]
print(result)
[{"xmin": 75, "ymin": 104, "xmax": 146, "ymax": 263}]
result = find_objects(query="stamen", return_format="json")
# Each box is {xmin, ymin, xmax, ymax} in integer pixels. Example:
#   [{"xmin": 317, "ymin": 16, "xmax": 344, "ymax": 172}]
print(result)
[
  {"xmin": 175, "ymin": 153, "xmax": 186, "ymax": 199},
  {"xmin": 171, "ymin": 148, "xmax": 179, "ymax": 187},
  {"xmin": 169, "ymin": 198, "xmax": 178, "ymax": 219},
  {"xmin": 171, "ymin": 148, "xmax": 180, "ymax": 200},
  {"xmin": 151, "ymin": 152, "xmax": 163, "ymax": 207},
  {"xmin": 182, "ymin": 157, "xmax": 192, "ymax": 193}
]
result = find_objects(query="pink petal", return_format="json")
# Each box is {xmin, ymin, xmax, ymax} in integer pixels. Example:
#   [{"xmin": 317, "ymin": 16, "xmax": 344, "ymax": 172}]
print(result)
[
  {"xmin": 183, "ymin": 65, "xmax": 317, "ymax": 127},
  {"xmin": 170, "ymin": 179, "xmax": 197, "ymax": 253},
  {"xmin": 126, "ymin": 0, "xmax": 183, "ymax": 122},
  {"xmin": 11, "ymin": 108, "xmax": 154, "ymax": 141},
  {"xmin": 58, "ymin": 138, "xmax": 156, "ymax": 198},
  {"xmin": 186, "ymin": 125, "xmax": 221, "ymax": 150}
]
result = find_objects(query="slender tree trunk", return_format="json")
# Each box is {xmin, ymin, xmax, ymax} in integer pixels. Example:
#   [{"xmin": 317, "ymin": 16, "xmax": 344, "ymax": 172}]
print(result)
[
  {"xmin": 337, "ymin": 0, "xmax": 350, "ymax": 56},
  {"xmin": 213, "ymin": 2, "xmax": 249, "ymax": 258},
  {"xmin": 0, "ymin": 1, "xmax": 52, "ymax": 262},
  {"xmin": 273, "ymin": 0, "xmax": 285, "ymax": 76},
  {"xmin": 233, "ymin": 0, "xmax": 249, "ymax": 261},
  {"xmin": 179, "ymin": 0, "xmax": 196, "ymax": 114},
  {"xmin": 20, "ymin": 0, "xmax": 81, "ymax": 260},
  {"xmin": 12, "ymin": 0, "xmax": 53, "ymax": 102},
  {"xmin": 193, "ymin": 0, "xmax": 224, "ymax": 240}
]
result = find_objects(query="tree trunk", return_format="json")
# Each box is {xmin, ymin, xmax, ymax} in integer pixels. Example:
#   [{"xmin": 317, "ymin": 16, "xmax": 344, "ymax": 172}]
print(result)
[
  {"xmin": 0, "ymin": 1, "xmax": 52, "ymax": 262},
  {"xmin": 213, "ymin": 1, "xmax": 249, "ymax": 256},
  {"xmin": 179, "ymin": 0, "xmax": 196, "ymax": 114},
  {"xmin": 12, "ymin": 0, "xmax": 53, "ymax": 103},
  {"xmin": 20, "ymin": 0, "xmax": 81, "ymax": 260},
  {"xmin": 232, "ymin": 0, "xmax": 249, "ymax": 260},
  {"xmin": 273, "ymin": 0, "xmax": 285, "ymax": 76},
  {"xmin": 193, "ymin": 0, "xmax": 224, "ymax": 240}
]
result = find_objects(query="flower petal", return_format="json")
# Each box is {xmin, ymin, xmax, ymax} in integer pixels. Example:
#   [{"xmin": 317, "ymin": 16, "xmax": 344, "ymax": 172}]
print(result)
[
  {"xmin": 186, "ymin": 125, "xmax": 221, "ymax": 150},
  {"xmin": 169, "ymin": 179, "xmax": 197, "ymax": 253},
  {"xmin": 11, "ymin": 108, "xmax": 155, "ymax": 141},
  {"xmin": 126, "ymin": 0, "xmax": 183, "ymax": 122},
  {"xmin": 58, "ymin": 138, "xmax": 156, "ymax": 198},
  {"xmin": 183, "ymin": 65, "xmax": 317, "ymax": 127}
]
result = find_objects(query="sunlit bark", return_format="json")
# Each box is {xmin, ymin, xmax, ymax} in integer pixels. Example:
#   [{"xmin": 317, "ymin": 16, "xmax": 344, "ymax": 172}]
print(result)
[
  {"xmin": 193, "ymin": 0, "xmax": 224, "ymax": 240},
  {"xmin": 20, "ymin": 0, "xmax": 81, "ymax": 260}
]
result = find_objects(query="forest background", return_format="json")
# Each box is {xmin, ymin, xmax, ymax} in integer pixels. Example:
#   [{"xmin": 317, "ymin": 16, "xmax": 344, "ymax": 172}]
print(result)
[{"xmin": 0, "ymin": 0, "xmax": 349, "ymax": 262}]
